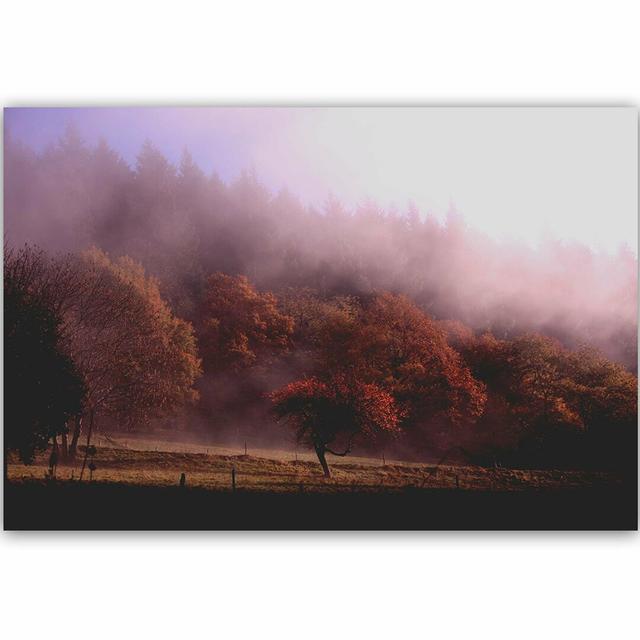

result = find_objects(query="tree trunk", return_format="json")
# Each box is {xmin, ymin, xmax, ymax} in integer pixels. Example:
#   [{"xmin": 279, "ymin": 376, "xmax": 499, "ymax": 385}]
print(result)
[
  {"xmin": 68, "ymin": 415, "xmax": 83, "ymax": 460},
  {"xmin": 48, "ymin": 436, "xmax": 59, "ymax": 478},
  {"xmin": 60, "ymin": 430, "xmax": 69, "ymax": 460},
  {"xmin": 79, "ymin": 409, "xmax": 95, "ymax": 481},
  {"xmin": 315, "ymin": 445, "xmax": 331, "ymax": 478}
]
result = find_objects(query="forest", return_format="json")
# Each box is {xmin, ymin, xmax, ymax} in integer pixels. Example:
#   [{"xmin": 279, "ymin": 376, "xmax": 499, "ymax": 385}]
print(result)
[{"xmin": 4, "ymin": 126, "xmax": 638, "ymax": 480}]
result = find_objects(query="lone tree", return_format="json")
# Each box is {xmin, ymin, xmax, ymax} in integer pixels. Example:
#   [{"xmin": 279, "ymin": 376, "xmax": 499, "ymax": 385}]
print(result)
[
  {"xmin": 270, "ymin": 374, "xmax": 402, "ymax": 477},
  {"xmin": 4, "ymin": 246, "xmax": 85, "ymax": 463}
]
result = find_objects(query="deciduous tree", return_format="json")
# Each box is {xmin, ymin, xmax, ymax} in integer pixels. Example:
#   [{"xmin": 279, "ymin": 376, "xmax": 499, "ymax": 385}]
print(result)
[
  {"xmin": 323, "ymin": 293, "xmax": 487, "ymax": 430},
  {"xmin": 270, "ymin": 375, "xmax": 401, "ymax": 477},
  {"xmin": 200, "ymin": 273, "xmax": 293, "ymax": 372},
  {"xmin": 7, "ymin": 245, "xmax": 202, "ymax": 463},
  {"xmin": 63, "ymin": 248, "xmax": 201, "ymax": 466},
  {"xmin": 4, "ymin": 246, "xmax": 85, "ymax": 463}
]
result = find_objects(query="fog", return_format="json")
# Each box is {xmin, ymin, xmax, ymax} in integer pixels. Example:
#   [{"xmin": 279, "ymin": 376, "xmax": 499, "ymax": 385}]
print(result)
[
  {"xmin": 4, "ymin": 115, "xmax": 637, "ymax": 370},
  {"xmin": 6, "ymin": 107, "xmax": 636, "ymax": 252}
]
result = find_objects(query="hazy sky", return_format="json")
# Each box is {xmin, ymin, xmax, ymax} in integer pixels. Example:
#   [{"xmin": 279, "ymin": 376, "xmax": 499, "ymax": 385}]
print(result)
[{"xmin": 5, "ymin": 107, "xmax": 637, "ymax": 252}]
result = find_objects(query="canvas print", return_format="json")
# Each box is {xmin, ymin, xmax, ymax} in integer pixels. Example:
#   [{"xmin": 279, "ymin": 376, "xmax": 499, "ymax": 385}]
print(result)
[{"xmin": 3, "ymin": 107, "xmax": 637, "ymax": 530}]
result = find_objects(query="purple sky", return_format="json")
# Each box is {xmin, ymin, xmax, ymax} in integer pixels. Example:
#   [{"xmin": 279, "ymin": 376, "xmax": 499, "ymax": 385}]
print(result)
[{"xmin": 4, "ymin": 107, "xmax": 282, "ymax": 182}]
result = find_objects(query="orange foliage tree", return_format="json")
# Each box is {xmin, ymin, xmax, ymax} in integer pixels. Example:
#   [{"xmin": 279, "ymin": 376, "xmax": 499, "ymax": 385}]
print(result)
[
  {"xmin": 200, "ymin": 273, "xmax": 294, "ymax": 372},
  {"xmin": 270, "ymin": 375, "xmax": 402, "ymax": 477},
  {"xmin": 271, "ymin": 292, "xmax": 486, "ymax": 467},
  {"xmin": 457, "ymin": 331, "xmax": 637, "ymax": 467},
  {"xmin": 506, "ymin": 335, "xmax": 582, "ymax": 430},
  {"xmin": 325, "ymin": 293, "xmax": 487, "ymax": 430},
  {"xmin": 563, "ymin": 345, "xmax": 637, "ymax": 467},
  {"xmin": 57, "ymin": 247, "xmax": 201, "ymax": 461},
  {"xmin": 84, "ymin": 249, "xmax": 202, "ymax": 424}
]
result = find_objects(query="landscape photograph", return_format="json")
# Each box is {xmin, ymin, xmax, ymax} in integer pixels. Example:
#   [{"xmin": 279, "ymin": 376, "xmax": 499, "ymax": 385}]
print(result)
[{"xmin": 3, "ymin": 106, "xmax": 637, "ymax": 529}]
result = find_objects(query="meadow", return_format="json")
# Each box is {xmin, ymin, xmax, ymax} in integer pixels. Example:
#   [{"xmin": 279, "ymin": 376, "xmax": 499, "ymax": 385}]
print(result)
[{"xmin": 6, "ymin": 433, "xmax": 622, "ymax": 494}]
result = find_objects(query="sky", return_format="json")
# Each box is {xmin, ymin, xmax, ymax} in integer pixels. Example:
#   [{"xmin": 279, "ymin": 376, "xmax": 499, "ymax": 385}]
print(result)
[{"xmin": 5, "ymin": 106, "xmax": 637, "ymax": 252}]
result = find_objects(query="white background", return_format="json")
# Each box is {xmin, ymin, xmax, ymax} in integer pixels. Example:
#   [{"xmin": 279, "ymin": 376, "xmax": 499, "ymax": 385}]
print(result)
[{"xmin": 1, "ymin": 2, "xmax": 638, "ymax": 639}]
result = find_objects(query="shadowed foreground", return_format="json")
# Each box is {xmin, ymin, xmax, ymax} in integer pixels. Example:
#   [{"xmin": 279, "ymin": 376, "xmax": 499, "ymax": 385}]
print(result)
[{"xmin": 4, "ymin": 480, "xmax": 637, "ymax": 530}]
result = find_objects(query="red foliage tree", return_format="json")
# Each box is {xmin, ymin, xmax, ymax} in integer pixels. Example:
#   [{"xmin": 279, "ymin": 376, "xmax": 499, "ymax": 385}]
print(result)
[
  {"xmin": 323, "ymin": 293, "xmax": 487, "ymax": 430},
  {"xmin": 270, "ymin": 375, "xmax": 402, "ymax": 477}
]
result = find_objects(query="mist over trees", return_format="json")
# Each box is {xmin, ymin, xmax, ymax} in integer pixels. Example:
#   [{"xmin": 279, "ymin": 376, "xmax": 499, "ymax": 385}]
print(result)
[
  {"xmin": 4, "ymin": 126, "xmax": 637, "ymax": 472},
  {"xmin": 5, "ymin": 127, "xmax": 636, "ymax": 368}
]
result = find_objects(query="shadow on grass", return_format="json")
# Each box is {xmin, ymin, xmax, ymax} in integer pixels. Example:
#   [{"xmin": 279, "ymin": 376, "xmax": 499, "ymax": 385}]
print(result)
[{"xmin": 4, "ymin": 479, "xmax": 637, "ymax": 531}]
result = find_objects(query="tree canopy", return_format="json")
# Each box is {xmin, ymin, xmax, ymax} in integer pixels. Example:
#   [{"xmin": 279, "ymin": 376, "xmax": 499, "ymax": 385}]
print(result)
[{"xmin": 200, "ymin": 272, "xmax": 293, "ymax": 372}]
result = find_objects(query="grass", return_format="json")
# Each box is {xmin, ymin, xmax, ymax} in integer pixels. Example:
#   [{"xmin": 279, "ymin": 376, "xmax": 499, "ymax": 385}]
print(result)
[{"xmin": 5, "ymin": 433, "xmax": 622, "ymax": 494}]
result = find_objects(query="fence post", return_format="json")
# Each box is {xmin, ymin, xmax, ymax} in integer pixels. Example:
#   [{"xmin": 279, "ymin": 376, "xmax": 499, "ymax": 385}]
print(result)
[
  {"xmin": 232, "ymin": 465, "xmax": 236, "ymax": 492},
  {"xmin": 180, "ymin": 472, "xmax": 186, "ymax": 487},
  {"xmin": 455, "ymin": 475, "xmax": 460, "ymax": 489}
]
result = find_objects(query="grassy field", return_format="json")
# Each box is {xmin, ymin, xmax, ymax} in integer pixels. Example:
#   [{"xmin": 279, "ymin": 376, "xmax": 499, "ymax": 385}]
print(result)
[{"xmin": 6, "ymin": 433, "xmax": 622, "ymax": 494}]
